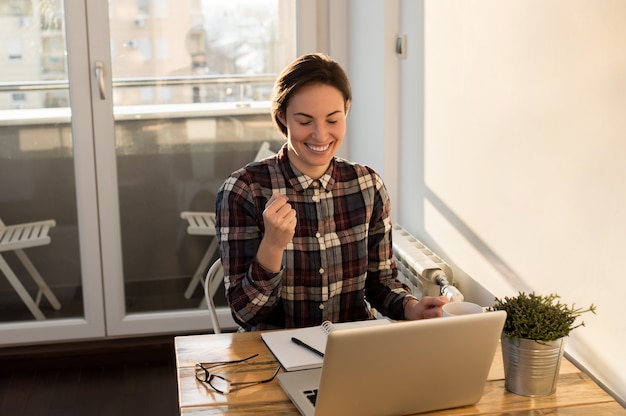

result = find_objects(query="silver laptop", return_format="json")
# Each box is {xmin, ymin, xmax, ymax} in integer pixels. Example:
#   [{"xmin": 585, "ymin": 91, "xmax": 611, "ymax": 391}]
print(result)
[{"xmin": 277, "ymin": 311, "xmax": 507, "ymax": 416}]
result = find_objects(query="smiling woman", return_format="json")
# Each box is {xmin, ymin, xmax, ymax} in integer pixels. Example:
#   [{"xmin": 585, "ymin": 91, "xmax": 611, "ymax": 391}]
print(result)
[{"xmin": 215, "ymin": 53, "xmax": 449, "ymax": 332}]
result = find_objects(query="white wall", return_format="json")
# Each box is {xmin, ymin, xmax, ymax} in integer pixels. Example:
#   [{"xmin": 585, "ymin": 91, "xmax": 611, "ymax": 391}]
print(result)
[
  {"xmin": 398, "ymin": 0, "xmax": 626, "ymax": 405},
  {"xmin": 342, "ymin": 0, "xmax": 626, "ymax": 406}
]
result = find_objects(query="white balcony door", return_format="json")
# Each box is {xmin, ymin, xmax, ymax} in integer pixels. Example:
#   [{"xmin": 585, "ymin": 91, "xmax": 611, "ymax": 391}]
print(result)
[
  {"xmin": 0, "ymin": 0, "xmax": 295, "ymax": 345},
  {"xmin": 0, "ymin": 1, "xmax": 105, "ymax": 345},
  {"xmin": 84, "ymin": 0, "xmax": 295, "ymax": 336}
]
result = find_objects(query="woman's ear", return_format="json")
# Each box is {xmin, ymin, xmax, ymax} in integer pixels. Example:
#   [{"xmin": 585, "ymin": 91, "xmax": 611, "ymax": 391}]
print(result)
[
  {"xmin": 345, "ymin": 100, "xmax": 351, "ymax": 116},
  {"xmin": 277, "ymin": 110, "xmax": 287, "ymax": 126}
]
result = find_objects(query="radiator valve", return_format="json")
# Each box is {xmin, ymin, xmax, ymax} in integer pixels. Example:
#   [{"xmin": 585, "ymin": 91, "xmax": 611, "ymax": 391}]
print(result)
[{"xmin": 434, "ymin": 273, "xmax": 465, "ymax": 302}]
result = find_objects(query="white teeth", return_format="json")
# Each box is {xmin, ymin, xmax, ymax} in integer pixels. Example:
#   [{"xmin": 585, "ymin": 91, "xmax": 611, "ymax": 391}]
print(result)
[{"xmin": 307, "ymin": 143, "xmax": 330, "ymax": 152}]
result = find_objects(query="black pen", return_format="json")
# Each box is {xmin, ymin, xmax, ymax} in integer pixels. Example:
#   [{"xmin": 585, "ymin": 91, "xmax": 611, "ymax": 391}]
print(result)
[{"xmin": 291, "ymin": 337, "xmax": 324, "ymax": 357}]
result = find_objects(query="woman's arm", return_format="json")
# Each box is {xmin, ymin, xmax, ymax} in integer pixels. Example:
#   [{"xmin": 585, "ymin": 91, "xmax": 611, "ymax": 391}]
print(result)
[
  {"xmin": 363, "ymin": 171, "xmax": 448, "ymax": 319},
  {"xmin": 362, "ymin": 173, "xmax": 414, "ymax": 319},
  {"xmin": 215, "ymin": 176, "xmax": 286, "ymax": 329}
]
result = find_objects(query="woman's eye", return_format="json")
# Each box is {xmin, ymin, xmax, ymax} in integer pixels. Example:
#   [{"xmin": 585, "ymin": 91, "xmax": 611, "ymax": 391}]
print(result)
[
  {"xmin": 299, "ymin": 121, "xmax": 312, "ymax": 126},
  {"xmin": 327, "ymin": 120, "xmax": 338, "ymax": 124}
]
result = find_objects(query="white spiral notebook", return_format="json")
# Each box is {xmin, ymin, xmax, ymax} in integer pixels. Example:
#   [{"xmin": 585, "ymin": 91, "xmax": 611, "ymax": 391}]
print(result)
[{"xmin": 261, "ymin": 319, "xmax": 390, "ymax": 371}]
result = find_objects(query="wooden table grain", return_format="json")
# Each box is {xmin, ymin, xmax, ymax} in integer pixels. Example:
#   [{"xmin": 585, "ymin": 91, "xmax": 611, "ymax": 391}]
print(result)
[{"xmin": 175, "ymin": 331, "xmax": 624, "ymax": 415}]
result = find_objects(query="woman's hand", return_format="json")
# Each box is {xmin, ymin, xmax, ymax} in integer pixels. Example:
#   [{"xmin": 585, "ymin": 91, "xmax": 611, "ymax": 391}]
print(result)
[
  {"xmin": 256, "ymin": 193, "xmax": 297, "ymax": 272},
  {"xmin": 263, "ymin": 193, "xmax": 297, "ymax": 248},
  {"xmin": 404, "ymin": 296, "xmax": 449, "ymax": 320}
]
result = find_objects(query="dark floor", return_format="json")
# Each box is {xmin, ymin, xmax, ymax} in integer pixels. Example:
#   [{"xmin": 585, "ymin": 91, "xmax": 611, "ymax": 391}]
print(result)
[{"xmin": 0, "ymin": 335, "xmax": 179, "ymax": 416}]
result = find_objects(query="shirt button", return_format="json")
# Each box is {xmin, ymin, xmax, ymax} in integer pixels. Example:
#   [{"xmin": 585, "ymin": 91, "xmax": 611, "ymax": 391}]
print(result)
[
  {"xmin": 319, "ymin": 303, "xmax": 325, "ymax": 309},
  {"xmin": 315, "ymin": 232, "xmax": 321, "ymax": 238},
  {"xmin": 319, "ymin": 268, "xmax": 324, "ymax": 274}
]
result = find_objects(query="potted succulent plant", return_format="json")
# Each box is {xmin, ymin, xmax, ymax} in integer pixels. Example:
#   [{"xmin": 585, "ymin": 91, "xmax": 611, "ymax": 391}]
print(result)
[{"xmin": 490, "ymin": 292, "xmax": 596, "ymax": 397}]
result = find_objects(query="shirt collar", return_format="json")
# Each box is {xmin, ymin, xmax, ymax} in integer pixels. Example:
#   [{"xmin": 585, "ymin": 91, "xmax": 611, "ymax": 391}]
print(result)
[{"xmin": 277, "ymin": 144, "xmax": 335, "ymax": 192}]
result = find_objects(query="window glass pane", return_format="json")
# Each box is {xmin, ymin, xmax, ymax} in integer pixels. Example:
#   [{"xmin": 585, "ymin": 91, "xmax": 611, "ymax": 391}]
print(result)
[
  {"xmin": 0, "ymin": 0, "xmax": 83, "ymax": 322},
  {"xmin": 0, "ymin": 0, "xmax": 33, "ymax": 17},
  {"xmin": 107, "ymin": 0, "xmax": 294, "ymax": 314}
]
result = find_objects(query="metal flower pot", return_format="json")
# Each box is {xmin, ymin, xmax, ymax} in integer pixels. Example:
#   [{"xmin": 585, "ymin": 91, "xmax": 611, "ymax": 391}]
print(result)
[{"xmin": 501, "ymin": 335, "xmax": 566, "ymax": 397}]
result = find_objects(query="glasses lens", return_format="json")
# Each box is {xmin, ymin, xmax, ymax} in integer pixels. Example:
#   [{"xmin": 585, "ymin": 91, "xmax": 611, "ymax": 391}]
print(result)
[
  {"xmin": 208, "ymin": 375, "xmax": 231, "ymax": 394},
  {"xmin": 195, "ymin": 364, "xmax": 208, "ymax": 382}
]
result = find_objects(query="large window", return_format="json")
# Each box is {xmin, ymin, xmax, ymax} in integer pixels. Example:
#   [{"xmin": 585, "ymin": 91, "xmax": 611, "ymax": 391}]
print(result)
[{"xmin": 0, "ymin": 0, "xmax": 295, "ymax": 336}]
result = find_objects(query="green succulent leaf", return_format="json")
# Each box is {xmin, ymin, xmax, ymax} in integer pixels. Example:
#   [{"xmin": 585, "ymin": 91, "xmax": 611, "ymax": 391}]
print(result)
[{"xmin": 489, "ymin": 292, "xmax": 596, "ymax": 341}]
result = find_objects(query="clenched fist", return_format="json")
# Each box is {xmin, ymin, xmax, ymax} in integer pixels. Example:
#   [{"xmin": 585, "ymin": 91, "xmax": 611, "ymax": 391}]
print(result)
[{"xmin": 262, "ymin": 192, "xmax": 297, "ymax": 250}]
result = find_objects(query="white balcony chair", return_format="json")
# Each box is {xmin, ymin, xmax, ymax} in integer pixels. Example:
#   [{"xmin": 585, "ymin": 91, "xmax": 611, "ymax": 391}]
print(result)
[
  {"xmin": 181, "ymin": 141, "xmax": 275, "ymax": 304},
  {"xmin": 180, "ymin": 211, "xmax": 217, "ymax": 300},
  {"xmin": 0, "ymin": 217, "xmax": 62, "ymax": 320},
  {"xmin": 203, "ymin": 259, "xmax": 224, "ymax": 334}
]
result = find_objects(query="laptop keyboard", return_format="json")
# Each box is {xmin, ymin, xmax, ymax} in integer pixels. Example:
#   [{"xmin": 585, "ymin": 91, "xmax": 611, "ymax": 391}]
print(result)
[{"xmin": 304, "ymin": 389, "xmax": 318, "ymax": 406}]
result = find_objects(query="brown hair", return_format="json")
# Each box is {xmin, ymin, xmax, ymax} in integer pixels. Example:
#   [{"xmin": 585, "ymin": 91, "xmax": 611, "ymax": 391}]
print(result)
[{"xmin": 271, "ymin": 53, "xmax": 352, "ymax": 137}]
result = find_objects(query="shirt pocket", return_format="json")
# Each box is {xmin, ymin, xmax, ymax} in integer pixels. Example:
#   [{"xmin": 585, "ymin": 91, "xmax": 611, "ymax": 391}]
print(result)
[{"xmin": 334, "ymin": 223, "xmax": 368, "ymax": 277}]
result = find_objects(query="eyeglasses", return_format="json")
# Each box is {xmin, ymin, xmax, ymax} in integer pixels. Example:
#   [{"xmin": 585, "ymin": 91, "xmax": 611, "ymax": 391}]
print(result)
[{"xmin": 194, "ymin": 353, "xmax": 281, "ymax": 394}]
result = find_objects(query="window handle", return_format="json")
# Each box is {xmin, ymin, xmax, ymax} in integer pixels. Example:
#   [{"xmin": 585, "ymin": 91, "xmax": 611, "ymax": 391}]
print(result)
[{"xmin": 94, "ymin": 61, "xmax": 106, "ymax": 100}]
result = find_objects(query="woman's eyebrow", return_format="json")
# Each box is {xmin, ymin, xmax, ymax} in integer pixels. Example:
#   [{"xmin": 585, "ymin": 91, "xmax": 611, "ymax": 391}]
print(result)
[{"xmin": 293, "ymin": 110, "xmax": 343, "ymax": 118}]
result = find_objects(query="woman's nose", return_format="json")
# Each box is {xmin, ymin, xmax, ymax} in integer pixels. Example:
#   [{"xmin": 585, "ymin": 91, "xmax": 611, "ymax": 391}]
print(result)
[{"xmin": 311, "ymin": 124, "xmax": 326, "ymax": 141}]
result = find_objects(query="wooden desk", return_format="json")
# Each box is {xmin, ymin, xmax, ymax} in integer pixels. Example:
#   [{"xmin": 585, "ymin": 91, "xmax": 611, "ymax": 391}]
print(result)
[{"xmin": 175, "ymin": 331, "xmax": 624, "ymax": 415}]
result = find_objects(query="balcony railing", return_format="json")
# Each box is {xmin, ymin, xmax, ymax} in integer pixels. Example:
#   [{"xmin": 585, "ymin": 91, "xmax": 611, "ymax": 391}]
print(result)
[
  {"xmin": 0, "ymin": 74, "xmax": 276, "ymax": 92},
  {"xmin": 0, "ymin": 74, "xmax": 277, "ymax": 125}
]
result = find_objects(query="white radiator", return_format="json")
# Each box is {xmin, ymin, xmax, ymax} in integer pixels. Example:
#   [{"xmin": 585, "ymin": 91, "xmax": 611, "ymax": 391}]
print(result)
[{"xmin": 391, "ymin": 225, "xmax": 464, "ymax": 302}]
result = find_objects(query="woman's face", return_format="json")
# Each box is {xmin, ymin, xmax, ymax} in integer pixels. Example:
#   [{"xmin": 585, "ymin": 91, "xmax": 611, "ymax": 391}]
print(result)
[{"xmin": 278, "ymin": 83, "xmax": 348, "ymax": 179}]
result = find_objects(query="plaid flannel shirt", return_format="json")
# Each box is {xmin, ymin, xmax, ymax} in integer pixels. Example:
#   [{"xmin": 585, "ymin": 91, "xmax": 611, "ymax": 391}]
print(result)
[{"xmin": 215, "ymin": 144, "xmax": 416, "ymax": 331}]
